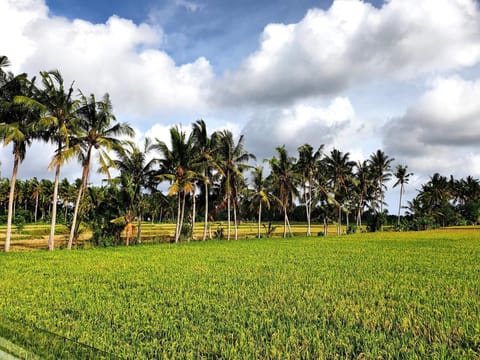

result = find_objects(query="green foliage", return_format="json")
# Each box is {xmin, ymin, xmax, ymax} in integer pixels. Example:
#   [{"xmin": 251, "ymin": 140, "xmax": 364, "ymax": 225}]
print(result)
[{"xmin": 0, "ymin": 230, "xmax": 479, "ymax": 358}]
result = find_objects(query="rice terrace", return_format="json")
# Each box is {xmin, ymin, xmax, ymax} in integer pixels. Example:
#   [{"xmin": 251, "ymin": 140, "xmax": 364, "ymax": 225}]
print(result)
[{"xmin": 0, "ymin": 227, "xmax": 479, "ymax": 358}]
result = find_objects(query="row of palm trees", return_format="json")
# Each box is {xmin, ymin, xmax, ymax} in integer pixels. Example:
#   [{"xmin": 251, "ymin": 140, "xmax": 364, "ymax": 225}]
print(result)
[
  {"xmin": 4, "ymin": 56, "xmax": 477, "ymax": 251},
  {"xmin": 1, "ymin": 56, "xmax": 134, "ymax": 251},
  {"xmin": 0, "ymin": 56, "xmax": 413, "ymax": 251}
]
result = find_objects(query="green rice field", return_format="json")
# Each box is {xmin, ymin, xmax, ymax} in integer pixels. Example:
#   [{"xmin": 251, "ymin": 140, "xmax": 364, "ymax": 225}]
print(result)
[{"xmin": 0, "ymin": 229, "xmax": 479, "ymax": 358}]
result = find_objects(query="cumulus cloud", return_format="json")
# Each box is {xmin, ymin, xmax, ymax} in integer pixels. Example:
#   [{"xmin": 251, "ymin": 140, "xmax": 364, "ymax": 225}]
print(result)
[
  {"xmin": 0, "ymin": 0, "xmax": 213, "ymax": 120},
  {"xmin": 383, "ymin": 76, "xmax": 480, "ymax": 178},
  {"xmin": 241, "ymin": 97, "xmax": 374, "ymax": 160},
  {"xmin": 216, "ymin": 0, "xmax": 480, "ymax": 105}
]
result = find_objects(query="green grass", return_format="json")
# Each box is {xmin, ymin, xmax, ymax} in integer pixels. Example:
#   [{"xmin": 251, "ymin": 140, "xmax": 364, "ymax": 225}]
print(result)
[{"xmin": 0, "ymin": 230, "xmax": 479, "ymax": 358}]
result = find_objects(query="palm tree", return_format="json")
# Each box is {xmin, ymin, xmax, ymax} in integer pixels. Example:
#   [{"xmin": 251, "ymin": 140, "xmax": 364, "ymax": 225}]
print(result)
[
  {"xmin": 249, "ymin": 166, "xmax": 270, "ymax": 238},
  {"xmin": 35, "ymin": 70, "xmax": 79, "ymax": 250},
  {"xmin": 155, "ymin": 126, "xmax": 196, "ymax": 243},
  {"xmin": 67, "ymin": 92, "xmax": 133, "ymax": 249},
  {"xmin": 115, "ymin": 138, "xmax": 157, "ymax": 244},
  {"xmin": 192, "ymin": 120, "xmax": 220, "ymax": 241},
  {"xmin": 353, "ymin": 160, "xmax": 374, "ymax": 227},
  {"xmin": 393, "ymin": 164, "xmax": 413, "ymax": 227},
  {"xmin": 0, "ymin": 63, "xmax": 40, "ymax": 251},
  {"xmin": 296, "ymin": 143, "xmax": 324, "ymax": 236},
  {"xmin": 368, "ymin": 149, "xmax": 394, "ymax": 215},
  {"xmin": 268, "ymin": 146, "xmax": 299, "ymax": 238},
  {"xmin": 324, "ymin": 149, "xmax": 355, "ymax": 236},
  {"xmin": 212, "ymin": 130, "xmax": 255, "ymax": 240}
]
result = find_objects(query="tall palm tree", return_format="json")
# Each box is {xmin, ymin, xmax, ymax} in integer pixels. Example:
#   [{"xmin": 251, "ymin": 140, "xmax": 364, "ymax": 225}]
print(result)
[
  {"xmin": 268, "ymin": 146, "xmax": 299, "ymax": 238},
  {"xmin": 67, "ymin": 93, "xmax": 133, "ymax": 249},
  {"xmin": 192, "ymin": 120, "xmax": 220, "ymax": 241},
  {"xmin": 155, "ymin": 126, "xmax": 196, "ymax": 243},
  {"xmin": 35, "ymin": 70, "xmax": 79, "ymax": 250},
  {"xmin": 212, "ymin": 130, "xmax": 255, "ymax": 240},
  {"xmin": 249, "ymin": 166, "xmax": 270, "ymax": 238},
  {"xmin": 296, "ymin": 143, "xmax": 324, "ymax": 236},
  {"xmin": 368, "ymin": 149, "xmax": 394, "ymax": 215},
  {"xmin": 0, "ymin": 66, "xmax": 40, "ymax": 251},
  {"xmin": 324, "ymin": 149, "xmax": 354, "ymax": 236},
  {"xmin": 393, "ymin": 164, "xmax": 413, "ymax": 227},
  {"xmin": 115, "ymin": 138, "xmax": 157, "ymax": 244}
]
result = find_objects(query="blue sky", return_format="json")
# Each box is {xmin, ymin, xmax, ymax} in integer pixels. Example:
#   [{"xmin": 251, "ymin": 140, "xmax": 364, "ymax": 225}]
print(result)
[{"xmin": 1, "ymin": 0, "xmax": 480, "ymax": 210}]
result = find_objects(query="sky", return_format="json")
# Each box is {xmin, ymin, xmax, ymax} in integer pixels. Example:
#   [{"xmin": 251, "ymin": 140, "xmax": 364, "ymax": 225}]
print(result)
[{"xmin": 1, "ymin": 0, "xmax": 480, "ymax": 212}]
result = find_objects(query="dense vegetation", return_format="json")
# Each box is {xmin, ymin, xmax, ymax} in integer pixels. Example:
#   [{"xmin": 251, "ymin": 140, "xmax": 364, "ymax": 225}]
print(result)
[
  {"xmin": 0, "ymin": 230, "xmax": 479, "ymax": 358},
  {"xmin": 2, "ymin": 55, "xmax": 479, "ymax": 251}
]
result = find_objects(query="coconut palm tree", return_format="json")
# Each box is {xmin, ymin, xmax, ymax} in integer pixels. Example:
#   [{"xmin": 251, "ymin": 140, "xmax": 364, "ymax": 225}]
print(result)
[
  {"xmin": 393, "ymin": 164, "xmax": 413, "ymax": 227},
  {"xmin": 268, "ymin": 146, "xmax": 299, "ymax": 238},
  {"xmin": 155, "ymin": 126, "xmax": 196, "ymax": 243},
  {"xmin": 191, "ymin": 120, "xmax": 219, "ymax": 241},
  {"xmin": 0, "ymin": 66, "xmax": 40, "ymax": 251},
  {"xmin": 115, "ymin": 138, "xmax": 157, "ymax": 244},
  {"xmin": 35, "ymin": 70, "xmax": 79, "ymax": 250},
  {"xmin": 212, "ymin": 130, "xmax": 255, "ymax": 240},
  {"xmin": 324, "ymin": 149, "xmax": 355, "ymax": 236},
  {"xmin": 368, "ymin": 149, "xmax": 394, "ymax": 215},
  {"xmin": 67, "ymin": 92, "xmax": 133, "ymax": 249},
  {"xmin": 249, "ymin": 166, "xmax": 270, "ymax": 238},
  {"xmin": 296, "ymin": 143, "xmax": 324, "ymax": 236}
]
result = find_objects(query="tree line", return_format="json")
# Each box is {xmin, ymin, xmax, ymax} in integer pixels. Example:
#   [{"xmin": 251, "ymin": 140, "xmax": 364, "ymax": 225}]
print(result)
[{"xmin": 1, "ymin": 56, "xmax": 479, "ymax": 251}]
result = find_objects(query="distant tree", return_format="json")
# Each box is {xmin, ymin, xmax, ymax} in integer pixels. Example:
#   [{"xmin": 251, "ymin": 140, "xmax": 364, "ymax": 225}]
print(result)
[
  {"xmin": 296, "ymin": 143, "xmax": 324, "ymax": 236},
  {"xmin": 268, "ymin": 146, "xmax": 299, "ymax": 238},
  {"xmin": 393, "ymin": 164, "xmax": 413, "ymax": 227}
]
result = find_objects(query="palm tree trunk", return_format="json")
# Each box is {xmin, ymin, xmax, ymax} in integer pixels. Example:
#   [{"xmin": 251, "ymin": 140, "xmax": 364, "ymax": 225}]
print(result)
[
  {"xmin": 48, "ymin": 163, "xmax": 61, "ymax": 251},
  {"xmin": 203, "ymin": 182, "xmax": 208, "ymax": 241},
  {"xmin": 397, "ymin": 184, "xmax": 403, "ymax": 227},
  {"xmin": 191, "ymin": 188, "xmax": 196, "ymax": 240},
  {"xmin": 68, "ymin": 158, "xmax": 90, "ymax": 250},
  {"xmin": 227, "ymin": 194, "xmax": 231, "ymax": 240},
  {"xmin": 233, "ymin": 198, "xmax": 238, "ymax": 240},
  {"xmin": 324, "ymin": 216, "xmax": 328, "ymax": 237},
  {"xmin": 175, "ymin": 193, "xmax": 181, "ymax": 243},
  {"xmin": 286, "ymin": 213, "xmax": 293, "ymax": 237},
  {"xmin": 283, "ymin": 206, "xmax": 287, "ymax": 238},
  {"xmin": 34, "ymin": 193, "xmax": 39, "ymax": 223},
  {"xmin": 257, "ymin": 201, "xmax": 262, "ymax": 239},
  {"xmin": 337, "ymin": 205, "xmax": 342, "ymax": 236},
  {"xmin": 179, "ymin": 191, "xmax": 187, "ymax": 241},
  {"xmin": 137, "ymin": 211, "xmax": 142, "ymax": 244},
  {"xmin": 5, "ymin": 151, "xmax": 20, "ymax": 252}
]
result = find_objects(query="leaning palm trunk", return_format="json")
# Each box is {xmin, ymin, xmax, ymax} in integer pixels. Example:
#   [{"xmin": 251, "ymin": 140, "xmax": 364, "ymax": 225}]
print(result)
[
  {"xmin": 286, "ymin": 213, "xmax": 293, "ymax": 237},
  {"xmin": 48, "ymin": 163, "xmax": 61, "ymax": 251},
  {"xmin": 203, "ymin": 182, "xmax": 208, "ymax": 241},
  {"xmin": 233, "ymin": 198, "xmax": 238, "ymax": 240},
  {"xmin": 397, "ymin": 184, "xmax": 404, "ymax": 227},
  {"xmin": 179, "ymin": 191, "xmax": 187, "ymax": 241},
  {"xmin": 5, "ymin": 152, "xmax": 20, "ymax": 252},
  {"xmin": 68, "ymin": 159, "xmax": 90, "ymax": 250},
  {"xmin": 191, "ymin": 188, "xmax": 196, "ymax": 240},
  {"xmin": 175, "ymin": 193, "xmax": 182, "ymax": 243},
  {"xmin": 227, "ymin": 194, "xmax": 231, "ymax": 240},
  {"xmin": 257, "ymin": 202, "xmax": 262, "ymax": 239},
  {"xmin": 34, "ymin": 194, "xmax": 39, "ymax": 223},
  {"xmin": 283, "ymin": 206, "xmax": 287, "ymax": 238}
]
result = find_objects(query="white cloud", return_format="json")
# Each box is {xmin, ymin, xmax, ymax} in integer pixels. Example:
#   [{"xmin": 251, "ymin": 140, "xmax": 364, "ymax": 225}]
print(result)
[
  {"xmin": 216, "ymin": 0, "xmax": 480, "ymax": 105},
  {"xmin": 383, "ymin": 76, "xmax": 480, "ymax": 178},
  {"xmin": 241, "ymin": 97, "xmax": 374, "ymax": 160},
  {"xmin": 0, "ymin": 0, "xmax": 213, "ymax": 121}
]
